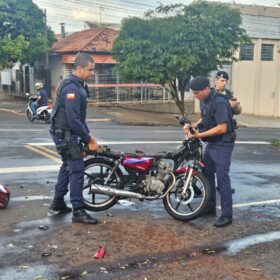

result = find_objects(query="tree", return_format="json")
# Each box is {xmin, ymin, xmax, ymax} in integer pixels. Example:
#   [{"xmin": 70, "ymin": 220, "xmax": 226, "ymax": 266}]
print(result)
[
  {"xmin": 0, "ymin": 0, "xmax": 56, "ymax": 69},
  {"xmin": 113, "ymin": 1, "xmax": 250, "ymax": 115}
]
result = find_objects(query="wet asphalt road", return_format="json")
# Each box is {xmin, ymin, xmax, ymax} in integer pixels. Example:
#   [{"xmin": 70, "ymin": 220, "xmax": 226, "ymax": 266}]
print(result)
[{"xmin": 0, "ymin": 108, "xmax": 280, "ymax": 279}]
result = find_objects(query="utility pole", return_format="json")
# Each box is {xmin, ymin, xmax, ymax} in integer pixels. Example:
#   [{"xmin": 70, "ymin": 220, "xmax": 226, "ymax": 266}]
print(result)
[
  {"xmin": 43, "ymin": 9, "xmax": 49, "ymax": 68},
  {"xmin": 99, "ymin": 6, "xmax": 104, "ymax": 25},
  {"xmin": 43, "ymin": 8, "xmax": 51, "ymax": 98}
]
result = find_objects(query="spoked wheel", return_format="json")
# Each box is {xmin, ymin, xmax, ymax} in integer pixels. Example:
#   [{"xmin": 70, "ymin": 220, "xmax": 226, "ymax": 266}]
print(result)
[
  {"xmin": 26, "ymin": 110, "xmax": 34, "ymax": 122},
  {"xmin": 163, "ymin": 171, "xmax": 211, "ymax": 221},
  {"xmin": 83, "ymin": 158, "xmax": 123, "ymax": 212}
]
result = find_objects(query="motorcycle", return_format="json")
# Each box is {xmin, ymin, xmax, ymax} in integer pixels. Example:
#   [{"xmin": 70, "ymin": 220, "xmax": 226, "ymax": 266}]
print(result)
[
  {"xmin": 83, "ymin": 119, "xmax": 211, "ymax": 221},
  {"xmin": 26, "ymin": 93, "xmax": 52, "ymax": 124}
]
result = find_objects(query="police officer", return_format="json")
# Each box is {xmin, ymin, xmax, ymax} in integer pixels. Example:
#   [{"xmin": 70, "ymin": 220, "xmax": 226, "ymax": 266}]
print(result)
[
  {"xmin": 184, "ymin": 76, "xmax": 235, "ymax": 227},
  {"xmin": 214, "ymin": 71, "xmax": 241, "ymax": 194},
  {"xmin": 214, "ymin": 71, "xmax": 242, "ymax": 116},
  {"xmin": 49, "ymin": 53, "xmax": 99, "ymax": 225}
]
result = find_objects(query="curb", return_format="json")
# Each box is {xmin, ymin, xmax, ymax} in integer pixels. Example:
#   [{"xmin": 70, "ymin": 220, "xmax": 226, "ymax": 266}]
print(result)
[{"xmin": 0, "ymin": 108, "xmax": 24, "ymax": 116}]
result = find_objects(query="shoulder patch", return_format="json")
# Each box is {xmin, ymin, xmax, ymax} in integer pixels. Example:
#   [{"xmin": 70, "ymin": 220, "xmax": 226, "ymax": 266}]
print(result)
[{"xmin": 66, "ymin": 93, "xmax": 75, "ymax": 100}]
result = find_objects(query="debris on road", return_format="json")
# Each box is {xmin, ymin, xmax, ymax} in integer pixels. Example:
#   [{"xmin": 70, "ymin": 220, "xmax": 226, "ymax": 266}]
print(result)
[{"xmin": 94, "ymin": 245, "xmax": 106, "ymax": 259}]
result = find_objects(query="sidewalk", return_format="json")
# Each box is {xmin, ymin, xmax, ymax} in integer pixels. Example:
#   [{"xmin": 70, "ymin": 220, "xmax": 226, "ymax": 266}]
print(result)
[{"xmin": 0, "ymin": 98, "xmax": 280, "ymax": 128}]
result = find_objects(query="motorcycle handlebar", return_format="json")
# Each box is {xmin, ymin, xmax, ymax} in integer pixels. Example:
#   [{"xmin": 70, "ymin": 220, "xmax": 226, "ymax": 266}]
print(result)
[{"xmin": 176, "ymin": 115, "xmax": 196, "ymax": 134}]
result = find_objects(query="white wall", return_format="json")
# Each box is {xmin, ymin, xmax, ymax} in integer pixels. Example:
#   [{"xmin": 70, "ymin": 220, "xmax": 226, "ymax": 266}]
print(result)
[{"xmin": 232, "ymin": 38, "xmax": 280, "ymax": 117}]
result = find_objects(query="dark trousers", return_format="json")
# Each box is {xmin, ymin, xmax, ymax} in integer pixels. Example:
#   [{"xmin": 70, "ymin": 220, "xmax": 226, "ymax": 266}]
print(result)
[
  {"xmin": 203, "ymin": 142, "xmax": 234, "ymax": 217},
  {"xmin": 53, "ymin": 135, "xmax": 84, "ymax": 210}
]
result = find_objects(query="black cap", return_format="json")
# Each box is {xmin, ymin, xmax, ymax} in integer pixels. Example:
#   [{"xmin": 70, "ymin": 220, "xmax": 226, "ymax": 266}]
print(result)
[
  {"xmin": 216, "ymin": 71, "xmax": 229, "ymax": 80},
  {"xmin": 190, "ymin": 76, "xmax": 210, "ymax": 91}
]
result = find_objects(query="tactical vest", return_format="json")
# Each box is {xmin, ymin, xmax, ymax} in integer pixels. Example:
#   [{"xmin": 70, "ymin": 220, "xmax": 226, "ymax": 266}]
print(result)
[
  {"xmin": 199, "ymin": 91, "xmax": 235, "ymax": 143},
  {"xmin": 51, "ymin": 75, "xmax": 88, "ymax": 131}
]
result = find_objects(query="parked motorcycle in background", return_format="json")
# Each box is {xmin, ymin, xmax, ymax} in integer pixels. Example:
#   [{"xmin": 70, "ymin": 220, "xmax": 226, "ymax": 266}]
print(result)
[{"xmin": 26, "ymin": 93, "xmax": 52, "ymax": 124}]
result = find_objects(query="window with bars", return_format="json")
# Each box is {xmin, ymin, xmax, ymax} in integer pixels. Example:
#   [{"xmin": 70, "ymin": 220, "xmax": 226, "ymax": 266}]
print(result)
[
  {"xmin": 261, "ymin": 44, "xmax": 274, "ymax": 61},
  {"xmin": 239, "ymin": 44, "xmax": 254, "ymax": 61}
]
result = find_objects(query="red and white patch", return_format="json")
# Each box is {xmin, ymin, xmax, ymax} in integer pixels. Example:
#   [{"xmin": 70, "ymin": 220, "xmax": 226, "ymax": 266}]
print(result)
[{"xmin": 66, "ymin": 93, "xmax": 75, "ymax": 100}]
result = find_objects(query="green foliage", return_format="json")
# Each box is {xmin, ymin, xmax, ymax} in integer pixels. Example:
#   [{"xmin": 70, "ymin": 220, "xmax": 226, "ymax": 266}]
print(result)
[
  {"xmin": 113, "ymin": 0, "xmax": 250, "ymax": 114},
  {"xmin": 0, "ymin": 0, "xmax": 56, "ymax": 68},
  {"xmin": 272, "ymin": 139, "xmax": 280, "ymax": 147},
  {"xmin": 0, "ymin": 35, "xmax": 29, "ymax": 68}
]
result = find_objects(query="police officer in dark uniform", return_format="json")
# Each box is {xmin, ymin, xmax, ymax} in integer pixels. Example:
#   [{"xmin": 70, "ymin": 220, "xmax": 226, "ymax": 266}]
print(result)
[
  {"xmin": 49, "ymin": 53, "xmax": 99, "ymax": 225},
  {"xmin": 214, "ymin": 71, "xmax": 241, "ymax": 194},
  {"xmin": 184, "ymin": 76, "xmax": 235, "ymax": 227},
  {"xmin": 214, "ymin": 71, "xmax": 242, "ymax": 116}
]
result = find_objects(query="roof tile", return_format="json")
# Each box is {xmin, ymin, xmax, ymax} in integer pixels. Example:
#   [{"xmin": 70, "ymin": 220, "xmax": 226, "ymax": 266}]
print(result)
[{"xmin": 51, "ymin": 27, "xmax": 119, "ymax": 53}]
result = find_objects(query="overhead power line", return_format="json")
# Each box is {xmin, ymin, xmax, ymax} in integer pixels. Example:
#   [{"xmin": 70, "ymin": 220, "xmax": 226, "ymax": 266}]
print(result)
[{"xmin": 34, "ymin": 0, "xmax": 146, "ymax": 15}]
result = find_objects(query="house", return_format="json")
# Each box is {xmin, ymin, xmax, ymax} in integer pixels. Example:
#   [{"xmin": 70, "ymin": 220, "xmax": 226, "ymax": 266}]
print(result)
[{"xmin": 48, "ymin": 26, "xmax": 119, "ymax": 97}]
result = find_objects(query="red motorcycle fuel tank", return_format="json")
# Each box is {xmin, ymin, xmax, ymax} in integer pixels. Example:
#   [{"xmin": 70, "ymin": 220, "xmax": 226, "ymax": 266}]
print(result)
[{"xmin": 122, "ymin": 156, "xmax": 154, "ymax": 172}]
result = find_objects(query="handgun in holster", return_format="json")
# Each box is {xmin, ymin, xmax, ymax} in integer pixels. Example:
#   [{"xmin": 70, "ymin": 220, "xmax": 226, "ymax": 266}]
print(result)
[{"xmin": 63, "ymin": 130, "xmax": 82, "ymax": 160}]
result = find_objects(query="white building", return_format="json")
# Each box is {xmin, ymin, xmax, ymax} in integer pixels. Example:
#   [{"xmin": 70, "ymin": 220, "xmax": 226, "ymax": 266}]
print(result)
[{"xmin": 231, "ymin": 4, "xmax": 280, "ymax": 117}]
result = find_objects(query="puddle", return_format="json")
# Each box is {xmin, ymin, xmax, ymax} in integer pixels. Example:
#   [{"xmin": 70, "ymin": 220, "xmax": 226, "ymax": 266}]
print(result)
[
  {"xmin": 0, "ymin": 263, "xmax": 59, "ymax": 280},
  {"xmin": 117, "ymin": 199, "xmax": 136, "ymax": 206},
  {"xmin": 11, "ymin": 195, "xmax": 50, "ymax": 202},
  {"xmin": 224, "ymin": 231, "xmax": 280, "ymax": 256},
  {"xmin": 0, "ymin": 216, "xmax": 70, "ymax": 256}
]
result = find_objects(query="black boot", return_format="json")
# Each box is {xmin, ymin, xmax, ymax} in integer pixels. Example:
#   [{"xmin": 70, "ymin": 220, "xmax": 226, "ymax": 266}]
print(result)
[
  {"xmin": 49, "ymin": 199, "xmax": 72, "ymax": 213},
  {"xmin": 214, "ymin": 216, "xmax": 232, "ymax": 227},
  {"xmin": 72, "ymin": 209, "xmax": 98, "ymax": 225}
]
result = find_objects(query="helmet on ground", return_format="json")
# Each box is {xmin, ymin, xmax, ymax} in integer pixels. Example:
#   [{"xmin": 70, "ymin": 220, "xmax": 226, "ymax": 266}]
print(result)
[
  {"xmin": 35, "ymin": 82, "xmax": 43, "ymax": 89},
  {"xmin": 0, "ymin": 184, "xmax": 10, "ymax": 209}
]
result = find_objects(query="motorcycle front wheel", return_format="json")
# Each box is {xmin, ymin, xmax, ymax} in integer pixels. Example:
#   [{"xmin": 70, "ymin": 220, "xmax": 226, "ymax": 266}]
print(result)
[
  {"xmin": 83, "ymin": 157, "xmax": 124, "ymax": 212},
  {"xmin": 26, "ymin": 110, "xmax": 34, "ymax": 122},
  {"xmin": 163, "ymin": 171, "xmax": 211, "ymax": 221}
]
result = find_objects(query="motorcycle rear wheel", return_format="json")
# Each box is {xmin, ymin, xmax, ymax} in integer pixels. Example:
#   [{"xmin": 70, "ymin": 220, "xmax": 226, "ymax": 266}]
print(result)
[
  {"xmin": 41, "ymin": 110, "xmax": 50, "ymax": 124},
  {"xmin": 163, "ymin": 171, "xmax": 211, "ymax": 221},
  {"xmin": 83, "ymin": 157, "xmax": 124, "ymax": 212}
]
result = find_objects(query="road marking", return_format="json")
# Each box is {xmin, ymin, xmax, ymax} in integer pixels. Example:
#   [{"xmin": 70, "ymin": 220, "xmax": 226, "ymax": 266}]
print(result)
[
  {"xmin": 26, "ymin": 140, "xmax": 271, "ymax": 146},
  {"xmin": 0, "ymin": 165, "xmax": 60, "ymax": 174},
  {"xmin": 236, "ymin": 141, "xmax": 270, "ymax": 145},
  {"xmin": 24, "ymin": 145, "xmax": 61, "ymax": 164},
  {"xmin": 87, "ymin": 118, "xmax": 111, "ymax": 122},
  {"xmin": 33, "ymin": 145, "xmax": 60, "ymax": 158},
  {"xmin": 216, "ymin": 199, "xmax": 280, "ymax": 209},
  {"xmin": 232, "ymin": 199, "xmax": 280, "ymax": 208},
  {"xmin": 0, "ymin": 129, "xmax": 44, "ymax": 132},
  {"xmin": 11, "ymin": 195, "xmax": 50, "ymax": 202}
]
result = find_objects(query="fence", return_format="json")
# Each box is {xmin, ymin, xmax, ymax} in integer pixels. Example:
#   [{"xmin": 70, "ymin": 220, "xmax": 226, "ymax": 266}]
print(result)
[{"xmin": 1, "ymin": 72, "xmax": 194, "ymax": 104}]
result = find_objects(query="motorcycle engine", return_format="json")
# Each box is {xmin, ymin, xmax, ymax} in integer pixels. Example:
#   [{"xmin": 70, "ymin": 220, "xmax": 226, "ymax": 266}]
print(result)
[{"xmin": 142, "ymin": 161, "xmax": 172, "ymax": 195}]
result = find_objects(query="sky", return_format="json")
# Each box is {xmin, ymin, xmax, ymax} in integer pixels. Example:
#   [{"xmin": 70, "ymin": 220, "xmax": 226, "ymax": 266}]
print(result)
[{"xmin": 32, "ymin": 0, "xmax": 280, "ymax": 33}]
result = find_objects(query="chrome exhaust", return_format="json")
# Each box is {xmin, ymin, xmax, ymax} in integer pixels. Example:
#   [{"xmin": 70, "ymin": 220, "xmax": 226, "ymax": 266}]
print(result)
[
  {"xmin": 91, "ymin": 184, "xmax": 145, "ymax": 199},
  {"xmin": 90, "ymin": 184, "xmax": 159, "ymax": 200}
]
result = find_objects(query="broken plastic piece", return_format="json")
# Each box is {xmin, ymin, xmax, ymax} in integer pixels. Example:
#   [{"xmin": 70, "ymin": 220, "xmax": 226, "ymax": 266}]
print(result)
[
  {"xmin": 38, "ymin": 225, "xmax": 49, "ymax": 230},
  {"xmin": 42, "ymin": 247, "xmax": 55, "ymax": 257},
  {"xmin": 94, "ymin": 245, "xmax": 106, "ymax": 259}
]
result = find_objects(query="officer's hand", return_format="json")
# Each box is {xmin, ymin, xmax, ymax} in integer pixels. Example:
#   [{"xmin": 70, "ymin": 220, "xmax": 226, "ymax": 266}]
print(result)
[
  {"xmin": 88, "ymin": 137, "xmax": 99, "ymax": 152},
  {"xmin": 183, "ymin": 124, "xmax": 191, "ymax": 134},
  {"xmin": 183, "ymin": 124, "xmax": 196, "ymax": 139},
  {"xmin": 230, "ymin": 98, "xmax": 239, "ymax": 108}
]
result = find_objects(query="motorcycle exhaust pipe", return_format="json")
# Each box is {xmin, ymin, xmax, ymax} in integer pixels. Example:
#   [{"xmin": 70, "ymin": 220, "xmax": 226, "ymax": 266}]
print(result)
[{"xmin": 91, "ymin": 184, "xmax": 146, "ymax": 200}]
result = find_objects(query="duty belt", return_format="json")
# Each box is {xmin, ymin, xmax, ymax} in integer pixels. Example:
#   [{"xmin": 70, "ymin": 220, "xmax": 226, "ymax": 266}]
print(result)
[{"xmin": 50, "ymin": 129, "xmax": 71, "ymax": 141}]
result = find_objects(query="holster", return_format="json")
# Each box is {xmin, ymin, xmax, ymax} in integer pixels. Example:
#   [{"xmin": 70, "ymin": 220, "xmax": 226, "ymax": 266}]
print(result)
[
  {"xmin": 222, "ymin": 132, "xmax": 236, "ymax": 143},
  {"xmin": 51, "ymin": 129, "xmax": 83, "ymax": 160},
  {"xmin": 60, "ymin": 144, "xmax": 83, "ymax": 161}
]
